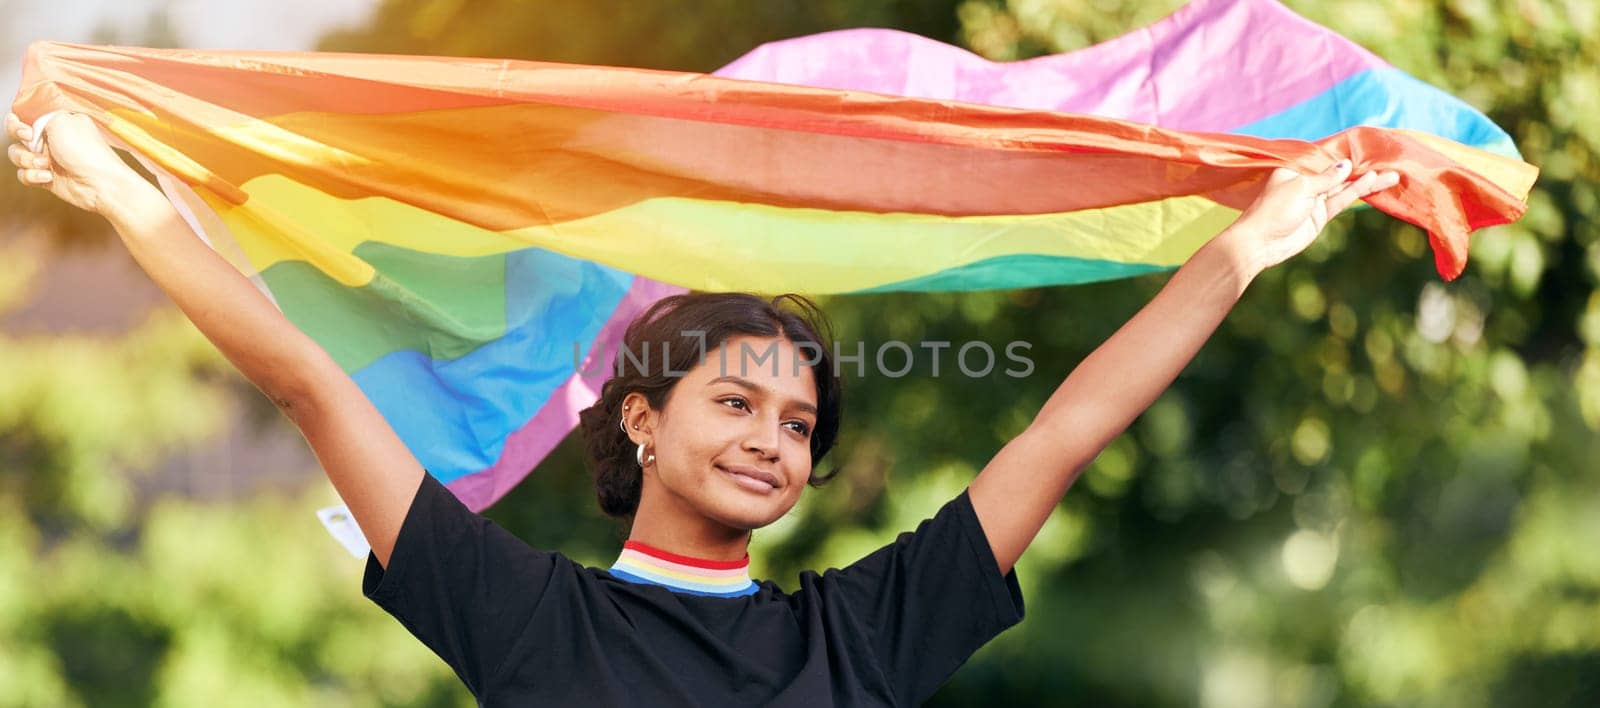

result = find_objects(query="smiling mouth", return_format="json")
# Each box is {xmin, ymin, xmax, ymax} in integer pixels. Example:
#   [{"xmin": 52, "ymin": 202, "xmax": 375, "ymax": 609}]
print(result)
[{"xmin": 717, "ymin": 465, "xmax": 777, "ymax": 492}]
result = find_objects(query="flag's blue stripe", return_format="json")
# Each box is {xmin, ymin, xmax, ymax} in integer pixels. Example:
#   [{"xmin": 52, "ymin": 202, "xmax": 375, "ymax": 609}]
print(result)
[
  {"xmin": 350, "ymin": 247, "xmax": 632, "ymax": 482},
  {"xmin": 1233, "ymin": 67, "xmax": 1518, "ymax": 157}
]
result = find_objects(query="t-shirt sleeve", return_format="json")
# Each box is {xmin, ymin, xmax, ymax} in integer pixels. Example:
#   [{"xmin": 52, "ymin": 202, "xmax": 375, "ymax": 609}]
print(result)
[
  {"xmin": 361, "ymin": 471, "xmax": 562, "ymax": 695},
  {"xmin": 828, "ymin": 487, "xmax": 1026, "ymax": 706}
]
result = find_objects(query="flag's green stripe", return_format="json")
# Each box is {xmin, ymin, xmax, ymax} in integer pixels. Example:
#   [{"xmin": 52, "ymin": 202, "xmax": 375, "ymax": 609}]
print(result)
[
  {"xmin": 848, "ymin": 253, "xmax": 1175, "ymax": 294},
  {"xmin": 262, "ymin": 242, "xmax": 508, "ymax": 373}
]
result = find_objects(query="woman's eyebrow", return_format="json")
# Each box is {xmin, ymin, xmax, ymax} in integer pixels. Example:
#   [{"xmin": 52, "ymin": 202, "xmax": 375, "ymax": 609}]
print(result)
[{"xmin": 708, "ymin": 375, "xmax": 819, "ymax": 417}]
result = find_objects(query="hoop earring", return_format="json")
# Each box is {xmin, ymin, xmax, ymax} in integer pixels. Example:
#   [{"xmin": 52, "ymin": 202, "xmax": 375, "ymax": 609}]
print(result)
[{"xmin": 635, "ymin": 444, "xmax": 654, "ymax": 467}]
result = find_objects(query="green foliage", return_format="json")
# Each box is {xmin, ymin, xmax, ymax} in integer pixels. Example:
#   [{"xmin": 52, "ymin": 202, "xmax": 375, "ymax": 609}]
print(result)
[
  {"xmin": 316, "ymin": 0, "xmax": 969, "ymax": 71},
  {"xmin": 3, "ymin": 0, "xmax": 1597, "ymax": 706},
  {"xmin": 0, "ymin": 244, "xmax": 474, "ymax": 706}
]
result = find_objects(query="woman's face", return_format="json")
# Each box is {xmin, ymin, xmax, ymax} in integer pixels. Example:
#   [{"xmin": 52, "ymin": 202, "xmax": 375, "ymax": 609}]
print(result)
[{"xmin": 633, "ymin": 335, "xmax": 821, "ymax": 533}]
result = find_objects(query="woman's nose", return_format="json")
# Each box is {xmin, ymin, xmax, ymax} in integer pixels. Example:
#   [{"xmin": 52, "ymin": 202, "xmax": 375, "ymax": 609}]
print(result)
[{"xmin": 742, "ymin": 418, "xmax": 780, "ymax": 458}]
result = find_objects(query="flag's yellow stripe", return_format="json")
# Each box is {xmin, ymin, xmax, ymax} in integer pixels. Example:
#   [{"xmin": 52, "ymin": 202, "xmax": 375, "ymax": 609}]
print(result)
[{"xmin": 196, "ymin": 173, "xmax": 1241, "ymax": 292}]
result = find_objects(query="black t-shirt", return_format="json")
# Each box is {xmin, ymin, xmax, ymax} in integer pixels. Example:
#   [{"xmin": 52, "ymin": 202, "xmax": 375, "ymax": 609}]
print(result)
[{"xmin": 363, "ymin": 473, "xmax": 1026, "ymax": 707}]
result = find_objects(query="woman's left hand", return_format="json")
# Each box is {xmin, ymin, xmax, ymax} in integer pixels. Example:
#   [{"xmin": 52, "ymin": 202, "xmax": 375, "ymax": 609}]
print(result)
[{"xmin": 1220, "ymin": 160, "xmax": 1401, "ymax": 276}]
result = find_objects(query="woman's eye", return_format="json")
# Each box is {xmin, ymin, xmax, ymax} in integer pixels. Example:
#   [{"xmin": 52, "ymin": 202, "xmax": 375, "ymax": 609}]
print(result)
[{"xmin": 720, "ymin": 397, "xmax": 809, "ymax": 436}]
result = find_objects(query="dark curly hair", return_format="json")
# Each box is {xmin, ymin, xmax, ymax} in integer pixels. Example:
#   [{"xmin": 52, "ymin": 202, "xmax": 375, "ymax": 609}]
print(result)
[{"xmin": 576, "ymin": 292, "xmax": 844, "ymax": 526}]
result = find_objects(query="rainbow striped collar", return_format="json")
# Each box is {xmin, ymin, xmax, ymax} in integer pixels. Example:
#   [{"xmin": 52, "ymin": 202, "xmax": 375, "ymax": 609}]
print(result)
[{"xmin": 607, "ymin": 540, "xmax": 759, "ymax": 598}]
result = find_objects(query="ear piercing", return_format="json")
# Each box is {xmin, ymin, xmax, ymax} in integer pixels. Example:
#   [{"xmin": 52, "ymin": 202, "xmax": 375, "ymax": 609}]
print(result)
[
  {"xmin": 619, "ymin": 403, "xmax": 640, "ymax": 433},
  {"xmin": 621, "ymin": 404, "xmax": 648, "ymax": 467}
]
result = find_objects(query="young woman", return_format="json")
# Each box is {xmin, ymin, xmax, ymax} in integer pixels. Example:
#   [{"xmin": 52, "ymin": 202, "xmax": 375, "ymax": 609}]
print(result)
[{"xmin": 7, "ymin": 111, "xmax": 1397, "ymax": 706}]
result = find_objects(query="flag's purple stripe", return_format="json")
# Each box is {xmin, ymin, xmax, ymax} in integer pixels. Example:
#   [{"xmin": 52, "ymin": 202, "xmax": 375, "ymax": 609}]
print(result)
[
  {"xmin": 712, "ymin": 0, "xmax": 1385, "ymax": 132},
  {"xmin": 446, "ymin": 276, "xmax": 685, "ymax": 512}
]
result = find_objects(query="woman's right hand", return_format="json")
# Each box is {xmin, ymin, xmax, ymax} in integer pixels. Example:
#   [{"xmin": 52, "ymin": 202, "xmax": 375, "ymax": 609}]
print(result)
[{"xmin": 7, "ymin": 111, "xmax": 141, "ymax": 215}]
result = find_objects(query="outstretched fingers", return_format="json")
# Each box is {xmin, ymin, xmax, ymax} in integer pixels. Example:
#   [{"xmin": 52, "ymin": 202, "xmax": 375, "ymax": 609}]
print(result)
[
  {"xmin": 5, "ymin": 113, "xmax": 38, "ymax": 149},
  {"xmin": 7, "ymin": 114, "xmax": 56, "ymax": 185},
  {"xmin": 8, "ymin": 141, "xmax": 49, "ymax": 169},
  {"xmin": 8, "ymin": 143, "xmax": 49, "ymax": 188},
  {"xmin": 1306, "ymin": 159, "xmax": 1354, "ymax": 195},
  {"xmin": 15, "ymin": 167, "xmax": 52, "ymax": 185},
  {"xmin": 1323, "ymin": 170, "xmax": 1400, "ymax": 215},
  {"xmin": 6, "ymin": 113, "xmax": 24, "ymax": 141}
]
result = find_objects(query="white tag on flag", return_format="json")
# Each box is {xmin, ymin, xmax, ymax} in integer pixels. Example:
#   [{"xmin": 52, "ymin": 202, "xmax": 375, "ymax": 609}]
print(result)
[{"xmin": 317, "ymin": 504, "xmax": 372, "ymax": 560}]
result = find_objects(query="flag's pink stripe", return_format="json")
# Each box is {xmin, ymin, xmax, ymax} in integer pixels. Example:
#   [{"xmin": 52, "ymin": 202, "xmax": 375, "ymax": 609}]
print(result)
[
  {"xmin": 713, "ymin": 0, "xmax": 1387, "ymax": 132},
  {"xmin": 446, "ymin": 276, "xmax": 686, "ymax": 512}
]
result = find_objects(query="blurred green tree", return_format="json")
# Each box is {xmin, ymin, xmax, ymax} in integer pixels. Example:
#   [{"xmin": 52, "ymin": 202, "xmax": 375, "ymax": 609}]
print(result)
[
  {"xmin": 316, "ymin": 0, "xmax": 968, "ymax": 71},
  {"xmin": 0, "ymin": 239, "xmax": 481, "ymax": 706}
]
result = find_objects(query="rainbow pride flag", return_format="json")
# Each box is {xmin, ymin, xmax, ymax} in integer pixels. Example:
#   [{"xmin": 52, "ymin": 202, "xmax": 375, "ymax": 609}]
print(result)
[{"xmin": 10, "ymin": 0, "xmax": 1535, "ymax": 513}]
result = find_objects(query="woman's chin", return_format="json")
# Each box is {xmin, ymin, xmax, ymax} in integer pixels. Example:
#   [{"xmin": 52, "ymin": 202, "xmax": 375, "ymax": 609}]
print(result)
[
  {"xmin": 703, "ymin": 492, "xmax": 784, "ymax": 530},
  {"xmin": 714, "ymin": 503, "xmax": 774, "ymax": 530}
]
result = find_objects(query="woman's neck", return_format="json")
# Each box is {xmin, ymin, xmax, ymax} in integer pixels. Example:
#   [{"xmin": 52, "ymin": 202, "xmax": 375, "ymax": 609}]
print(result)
[
  {"xmin": 625, "ymin": 515, "xmax": 753, "ymax": 563},
  {"xmin": 628, "ymin": 478, "xmax": 755, "ymax": 562},
  {"xmin": 611, "ymin": 487, "xmax": 759, "ymax": 596}
]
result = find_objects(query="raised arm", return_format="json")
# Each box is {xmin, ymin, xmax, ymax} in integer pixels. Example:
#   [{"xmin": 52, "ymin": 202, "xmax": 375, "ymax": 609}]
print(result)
[
  {"xmin": 7, "ymin": 112, "xmax": 423, "ymax": 566},
  {"xmin": 968, "ymin": 160, "xmax": 1401, "ymax": 575}
]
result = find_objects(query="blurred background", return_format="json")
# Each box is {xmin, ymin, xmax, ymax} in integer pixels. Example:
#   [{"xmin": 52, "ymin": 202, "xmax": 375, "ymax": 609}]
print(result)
[{"xmin": 3, "ymin": 1, "xmax": 1598, "ymax": 706}]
